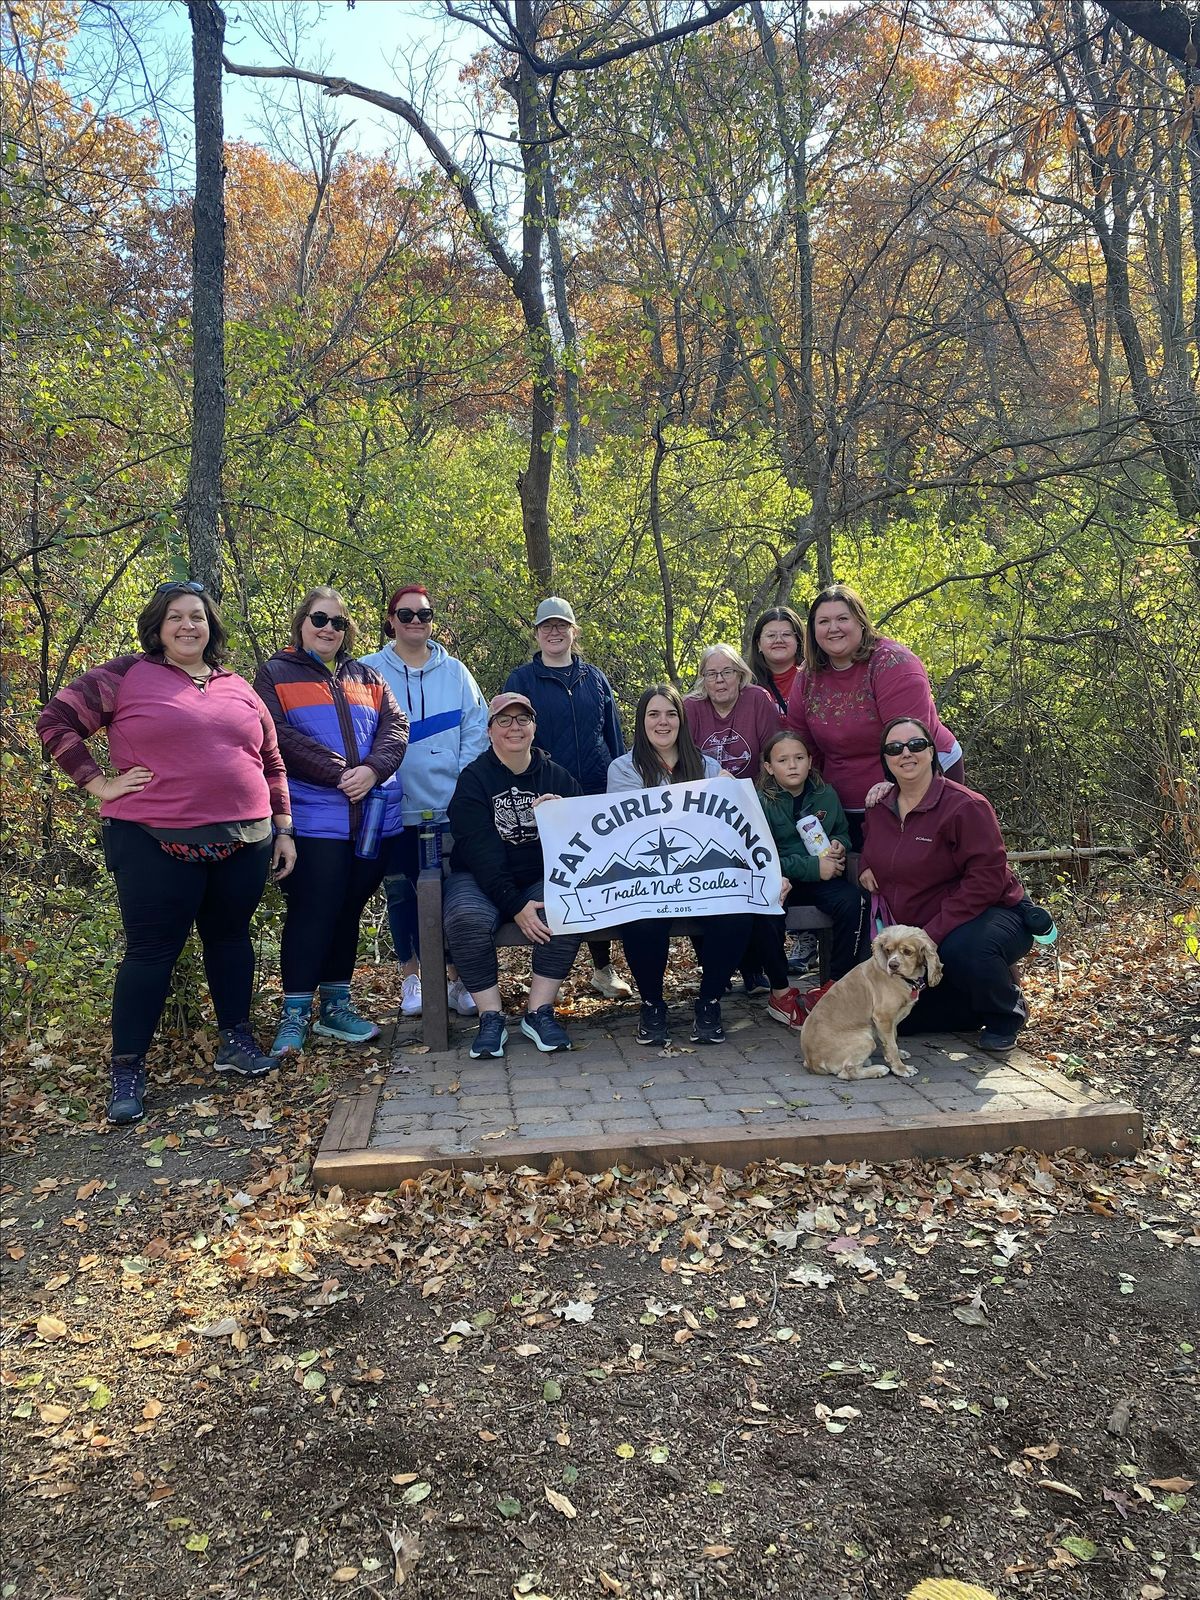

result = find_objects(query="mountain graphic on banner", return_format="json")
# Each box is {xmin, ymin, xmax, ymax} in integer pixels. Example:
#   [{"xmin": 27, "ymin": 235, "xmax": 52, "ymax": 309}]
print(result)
[{"xmin": 576, "ymin": 828, "xmax": 751, "ymax": 890}]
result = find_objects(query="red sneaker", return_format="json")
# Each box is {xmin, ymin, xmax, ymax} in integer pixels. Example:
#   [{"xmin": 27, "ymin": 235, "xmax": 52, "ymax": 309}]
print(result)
[
  {"xmin": 801, "ymin": 980, "xmax": 837, "ymax": 1016},
  {"xmin": 766, "ymin": 987, "xmax": 805, "ymax": 1028}
]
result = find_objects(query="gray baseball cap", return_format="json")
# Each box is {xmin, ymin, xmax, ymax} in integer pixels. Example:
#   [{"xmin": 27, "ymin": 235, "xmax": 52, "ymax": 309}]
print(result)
[{"xmin": 534, "ymin": 596, "xmax": 577, "ymax": 626}]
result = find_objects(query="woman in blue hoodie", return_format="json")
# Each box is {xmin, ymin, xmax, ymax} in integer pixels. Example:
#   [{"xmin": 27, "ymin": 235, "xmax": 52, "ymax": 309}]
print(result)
[
  {"xmin": 503, "ymin": 597, "xmax": 631, "ymax": 1000},
  {"xmin": 360, "ymin": 583, "xmax": 489, "ymax": 1019}
]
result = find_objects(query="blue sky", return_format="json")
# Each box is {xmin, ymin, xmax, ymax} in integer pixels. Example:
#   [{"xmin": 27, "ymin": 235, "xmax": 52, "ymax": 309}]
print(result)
[{"xmin": 69, "ymin": 1, "xmax": 485, "ymax": 191}]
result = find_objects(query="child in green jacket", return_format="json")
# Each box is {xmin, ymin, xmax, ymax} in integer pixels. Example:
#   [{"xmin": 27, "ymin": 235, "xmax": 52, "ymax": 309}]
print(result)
[{"xmin": 756, "ymin": 730, "xmax": 869, "ymax": 1027}]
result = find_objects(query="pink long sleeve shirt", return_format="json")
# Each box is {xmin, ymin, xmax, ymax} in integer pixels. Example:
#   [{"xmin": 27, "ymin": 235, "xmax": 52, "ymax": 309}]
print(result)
[
  {"xmin": 785, "ymin": 637, "xmax": 957, "ymax": 810},
  {"xmin": 683, "ymin": 684, "xmax": 781, "ymax": 780},
  {"xmin": 37, "ymin": 655, "xmax": 290, "ymax": 827}
]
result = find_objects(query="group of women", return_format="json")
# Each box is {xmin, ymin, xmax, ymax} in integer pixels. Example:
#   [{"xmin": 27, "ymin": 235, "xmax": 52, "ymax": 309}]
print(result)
[{"xmin": 38, "ymin": 577, "xmax": 1041, "ymax": 1123}]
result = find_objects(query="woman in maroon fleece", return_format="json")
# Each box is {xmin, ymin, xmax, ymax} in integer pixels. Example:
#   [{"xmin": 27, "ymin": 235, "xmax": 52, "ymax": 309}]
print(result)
[
  {"xmin": 859, "ymin": 717, "xmax": 1033, "ymax": 1052},
  {"xmin": 37, "ymin": 582, "xmax": 295, "ymax": 1125}
]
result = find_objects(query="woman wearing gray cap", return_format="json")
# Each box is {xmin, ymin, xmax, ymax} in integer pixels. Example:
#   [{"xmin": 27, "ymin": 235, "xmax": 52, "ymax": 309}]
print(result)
[
  {"xmin": 444, "ymin": 692, "xmax": 583, "ymax": 1058},
  {"xmin": 503, "ymin": 597, "xmax": 632, "ymax": 1001}
]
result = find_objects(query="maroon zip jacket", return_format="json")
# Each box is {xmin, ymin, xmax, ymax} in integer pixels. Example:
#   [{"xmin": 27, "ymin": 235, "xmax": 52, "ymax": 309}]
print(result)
[{"xmin": 860, "ymin": 774, "xmax": 1024, "ymax": 946}]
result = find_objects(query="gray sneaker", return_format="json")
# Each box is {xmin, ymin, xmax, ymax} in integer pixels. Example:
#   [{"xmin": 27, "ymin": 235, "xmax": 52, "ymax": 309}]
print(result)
[{"xmin": 215, "ymin": 1024, "xmax": 279, "ymax": 1077}]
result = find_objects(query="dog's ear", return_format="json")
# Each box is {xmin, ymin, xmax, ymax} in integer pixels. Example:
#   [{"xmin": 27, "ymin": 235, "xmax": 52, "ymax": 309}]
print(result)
[
  {"xmin": 871, "ymin": 930, "xmax": 892, "ymax": 972},
  {"xmin": 922, "ymin": 933, "xmax": 943, "ymax": 988}
]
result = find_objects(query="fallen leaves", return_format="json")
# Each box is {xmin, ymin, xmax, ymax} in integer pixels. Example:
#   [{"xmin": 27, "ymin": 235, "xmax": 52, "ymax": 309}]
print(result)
[
  {"xmin": 543, "ymin": 1484, "xmax": 576, "ymax": 1518},
  {"xmin": 34, "ymin": 1314, "xmax": 67, "ymax": 1342}
]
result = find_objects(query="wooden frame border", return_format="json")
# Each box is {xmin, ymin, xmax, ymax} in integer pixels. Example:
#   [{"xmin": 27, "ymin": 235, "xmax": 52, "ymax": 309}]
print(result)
[{"xmin": 314, "ymin": 1094, "xmax": 1142, "ymax": 1190}]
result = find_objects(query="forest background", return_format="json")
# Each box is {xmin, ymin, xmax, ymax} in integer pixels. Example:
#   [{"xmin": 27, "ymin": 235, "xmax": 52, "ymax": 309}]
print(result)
[{"xmin": 3, "ymin": 0, "xmax": 1199, "ymax": 1034}]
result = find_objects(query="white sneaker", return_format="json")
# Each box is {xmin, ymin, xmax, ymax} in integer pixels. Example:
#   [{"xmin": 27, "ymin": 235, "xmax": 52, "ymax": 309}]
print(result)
[
  {"xmin": 400, "ymin": 973, "xmax": 423, "ymax": 1016},
  {"xmin": 447, "ymin": 978, "xmax": 477, "ymax": 1016},
  {"xmin": 590, "ymin": 963, "xmax": 633, "ymax": 1000}
]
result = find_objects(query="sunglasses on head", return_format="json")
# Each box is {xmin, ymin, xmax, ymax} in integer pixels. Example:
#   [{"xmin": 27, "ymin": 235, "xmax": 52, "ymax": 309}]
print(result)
[
  {"xmin": 884, "ymin": 736, "xmax": 932, "ymax": 756},
  {"xmin": 308, "ymin": 611, "xmax": 349, "ymax": 633},
  {"xmin": 392, "ymin": 606, "xmax": 433, "ymax": 624},
  {"xmin": 156, "ymin": 580, "xmax": 205, "ymax": 596}
]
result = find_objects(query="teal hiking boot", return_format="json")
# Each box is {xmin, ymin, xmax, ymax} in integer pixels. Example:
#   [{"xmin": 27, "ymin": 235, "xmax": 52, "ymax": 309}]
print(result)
[{"xmin": 313, "ymin": 984, "xmax": 380, "ymax": 1043}]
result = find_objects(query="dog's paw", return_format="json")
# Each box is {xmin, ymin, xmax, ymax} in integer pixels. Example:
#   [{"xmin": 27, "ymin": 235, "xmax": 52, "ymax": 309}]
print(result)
[
  {"xmin": 898, "ymin": 1048, "xmax": 911, "ymax": 1060},
  {"xmin": 844, "ymin": 1062, "xmax": 889, "ymax": 1080},
  {"xmin": 889, "ymin": 1062, "xmax": 917, "ymax": 1079}
]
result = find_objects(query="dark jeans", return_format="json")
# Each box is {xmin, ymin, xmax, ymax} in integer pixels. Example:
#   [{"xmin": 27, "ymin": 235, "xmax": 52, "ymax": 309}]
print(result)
[
  {"xmin": 443, "ymin": 872, "xmax": 581, "ymax": 993},
  {"xmin": 382, "ymin": 826, "xmax": 421, "ymax": 965},
  {"xmin": 105, "ymin": 818, "xmax": 272, "ymax": 1057},
  {"xmin": 898, "ymin": 905, "xmax": 1033, "ymax": 1037},
  {"xmin": 760, "ymin": 878, "xmax": 870, "ymax": 986},
  {"xmin": 280, "ymin": 836, "xmax": 389, "ymax": 993},
  {"xmin": 621, "ymin": 914, "xmax": 751, "ymax": 1006}
]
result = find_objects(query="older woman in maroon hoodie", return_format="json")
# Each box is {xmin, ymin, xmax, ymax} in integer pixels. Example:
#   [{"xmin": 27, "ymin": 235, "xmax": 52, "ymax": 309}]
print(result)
[
  {"xmin": 37, "ymin": 582, "xmax": 295, "ymax": 1125},
  {"xmin": 859, "ymin": 717, "xmax": 1033, "ymax": 1052}
]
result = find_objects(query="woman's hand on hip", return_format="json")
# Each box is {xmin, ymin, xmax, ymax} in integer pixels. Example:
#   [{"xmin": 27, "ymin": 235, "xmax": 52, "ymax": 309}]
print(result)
[
  {"xmin": 514, "ymin": 899, "xmax": 552, "ymax": 944},
  {"xmin": 271, "ymin": 834, "xmax": 297, "ymax": 880},
  {"xmin": 858, "ymin": 866, "xmax": 879, "ymax": 893},
  {"xmin": 338, "ymin": 765, "xmax": 378, "ymax": 802},
  {"xmin": 84, "ymin": 767, "xmax": 153, "ymax": 801}
]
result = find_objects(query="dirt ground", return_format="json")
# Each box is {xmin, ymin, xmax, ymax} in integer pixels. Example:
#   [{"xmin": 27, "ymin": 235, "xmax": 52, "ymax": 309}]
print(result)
[{"xmin": 2, "ymin": 909, "xmax": 1198, "ymax": 1600}]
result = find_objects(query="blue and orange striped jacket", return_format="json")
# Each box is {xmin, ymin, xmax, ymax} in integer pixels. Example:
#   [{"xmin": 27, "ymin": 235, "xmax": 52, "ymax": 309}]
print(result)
[{"xmin": 254, "ymin": 649, "xmax": 408, "ymax": 840}]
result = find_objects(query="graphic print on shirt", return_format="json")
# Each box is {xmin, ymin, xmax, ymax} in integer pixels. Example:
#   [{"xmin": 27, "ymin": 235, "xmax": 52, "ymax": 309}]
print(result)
[
  {"xmin": 492, "ymin": 786, "xmax": 540, "ymax": 846},
  {"xmin": 699, "ymin": 726, "xmax": 753, "ymax": 777}
]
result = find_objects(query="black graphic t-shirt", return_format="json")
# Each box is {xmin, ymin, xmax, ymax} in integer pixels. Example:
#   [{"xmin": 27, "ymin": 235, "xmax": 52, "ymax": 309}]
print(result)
[{"xmin": 448, "ymin": 746, "xmax": 581, "ymax": 919}]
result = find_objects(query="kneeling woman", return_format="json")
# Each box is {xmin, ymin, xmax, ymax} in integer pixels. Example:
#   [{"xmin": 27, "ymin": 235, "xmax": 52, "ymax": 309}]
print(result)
[
  {"xmin": 445, "ymin": 693, "xmax": 583, "ymax": 1058},
  {"xmin": 607, "ymin": 685, "xmax": 750, "ymax": 1047},
  {"xmin": 858, "ymin": 718, "xmax": 1032, "ymax": 1052}
]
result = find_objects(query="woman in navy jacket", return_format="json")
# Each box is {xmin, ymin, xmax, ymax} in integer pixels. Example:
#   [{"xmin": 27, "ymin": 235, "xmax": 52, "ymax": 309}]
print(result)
[{"xmin": 503, "ymin": 596, "xmax": 631, "ymax": 999}]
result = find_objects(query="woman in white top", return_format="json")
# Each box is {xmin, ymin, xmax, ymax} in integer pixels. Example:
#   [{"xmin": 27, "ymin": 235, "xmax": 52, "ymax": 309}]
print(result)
[{"xmin": 606, "ymin": 684, "xmax": 747, "ymax": 1049}]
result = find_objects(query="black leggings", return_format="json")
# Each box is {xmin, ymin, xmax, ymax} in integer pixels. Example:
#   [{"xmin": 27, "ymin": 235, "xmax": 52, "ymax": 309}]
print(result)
[
  {"xmin": 106, "ymin": 819, "xmax": 272, "ymax": 1056},
  {"xmin": 621, "ymin": 915, "xmax": 751, "ymax": 1006},
  {"xmin": 279, "ymin": 836, "xmax": 389, "ymax": 993}
]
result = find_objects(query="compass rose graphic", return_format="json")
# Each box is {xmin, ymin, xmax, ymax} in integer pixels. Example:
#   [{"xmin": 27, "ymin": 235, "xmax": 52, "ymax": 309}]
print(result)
[{"xmin": 637, "ymin": 827, "xmax": 689, "ymax": 876}]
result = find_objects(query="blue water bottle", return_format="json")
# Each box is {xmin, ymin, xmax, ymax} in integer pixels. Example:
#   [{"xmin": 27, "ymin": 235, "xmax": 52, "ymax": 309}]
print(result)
[
  {"xmin": 355, "ymin": 787, "xmax": 387, "ymax": 860},
  {"xmin": 418, "ymin": 809, "xmax": 443, "ymax": 871}
]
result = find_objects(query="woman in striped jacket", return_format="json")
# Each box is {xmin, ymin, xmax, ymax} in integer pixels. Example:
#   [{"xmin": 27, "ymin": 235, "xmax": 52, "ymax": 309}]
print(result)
[{"xmin": 254, "ymin": 587, "xmax": 408, "ymax": 1055}]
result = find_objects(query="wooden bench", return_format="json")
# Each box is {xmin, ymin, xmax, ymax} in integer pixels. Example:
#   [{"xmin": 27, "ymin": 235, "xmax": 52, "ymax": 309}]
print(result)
[{"xmin": 414, "ymin": 863, "xmax": 851, "ymax": 1051}]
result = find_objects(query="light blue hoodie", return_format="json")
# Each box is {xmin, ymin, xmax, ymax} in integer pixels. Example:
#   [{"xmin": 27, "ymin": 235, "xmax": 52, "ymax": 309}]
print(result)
[{"xmin": 358, "ymin": 640, "xmax": 488, "ymax": 825}]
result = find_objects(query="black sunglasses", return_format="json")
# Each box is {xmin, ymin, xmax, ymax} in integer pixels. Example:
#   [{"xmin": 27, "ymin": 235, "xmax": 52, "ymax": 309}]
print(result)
[
  {"xmin": 156, "ymin": 580, "xmax": 205, "ymax": 595},
  {"xmin": 392, "ymin": 606, "xmax": 434, "ymax": 624},
  {"xmin": 883, "ymin": 736, "xmax": 932, "ymax": 756},
  {"xmin": 308, "ymin": 611, "xmax": 349, "ymax": 633}
]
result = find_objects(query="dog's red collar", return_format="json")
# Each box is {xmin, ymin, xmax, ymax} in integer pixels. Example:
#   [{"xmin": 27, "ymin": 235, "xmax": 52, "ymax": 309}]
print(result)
[{"xmin": 908, "ymin": 974, "xmax": 927, "ymax": 1000}]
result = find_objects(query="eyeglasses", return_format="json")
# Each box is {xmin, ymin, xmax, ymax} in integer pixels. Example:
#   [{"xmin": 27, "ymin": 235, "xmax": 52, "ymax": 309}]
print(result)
[
  {"xmin": 392, "ymin": 606, "xmax": 434, "ymax": 624},
  {"xmin": 307, "ymin": 612, "xmax": 349, "ymax": 633},
  {"xmin": 702, "ymin": 667, "xmax": 736, "ymax": 681},
  {"xmin": 491, "ymin": 713, "xmax": 534, "ymax": 728},
  {"xmin": 537, "ymin": 620, "xmax": 571, "ymax": 631},
  {"xmin": 156, "ymin": 580, "xmax": 205, "ymax": 595},
  {"xmin": 883, "ymin": 737, "xmax": 932, "ymax": 756}
]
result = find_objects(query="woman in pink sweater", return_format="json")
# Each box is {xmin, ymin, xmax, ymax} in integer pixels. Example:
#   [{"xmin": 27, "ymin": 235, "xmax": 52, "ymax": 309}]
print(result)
[
  {"xmin": 36, "ymin": 582, "xmax": 295, "ymax": 1125},
  {"xmin": 785, "ymin": 584, "xmax": 962, "ymax": 849}
]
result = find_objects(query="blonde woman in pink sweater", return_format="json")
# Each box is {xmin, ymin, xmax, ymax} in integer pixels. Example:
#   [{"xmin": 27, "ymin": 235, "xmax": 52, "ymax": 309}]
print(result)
[
  {"xmin": 785, "ymin": 584, "xmax": 962, "ymax": 849},
  {"xmin": 37, "ymin": 582, "xmax": 295, "ymax": 1125}
]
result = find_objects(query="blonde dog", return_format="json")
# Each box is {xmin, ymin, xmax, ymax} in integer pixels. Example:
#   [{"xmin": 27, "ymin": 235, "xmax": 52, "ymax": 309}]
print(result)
[{"xmin": 799, "ymin": 925, "xmax": 942, "ymax": 1081}]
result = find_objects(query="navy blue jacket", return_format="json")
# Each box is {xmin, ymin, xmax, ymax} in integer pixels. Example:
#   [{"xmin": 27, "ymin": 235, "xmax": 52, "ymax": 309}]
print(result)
[{"xmin": 503, "ymin": 653, "xmax": 625, "ymax": 796}]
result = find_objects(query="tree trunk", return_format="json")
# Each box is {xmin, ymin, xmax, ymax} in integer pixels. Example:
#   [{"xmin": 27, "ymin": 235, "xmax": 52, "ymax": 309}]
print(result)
[
  {"xmin": 512, "ymin": 4, "xmax": 555, "ymax": 590},
  {"xmin": 185, "ymin": 0, "xmax": 226, "ymax": 598}
]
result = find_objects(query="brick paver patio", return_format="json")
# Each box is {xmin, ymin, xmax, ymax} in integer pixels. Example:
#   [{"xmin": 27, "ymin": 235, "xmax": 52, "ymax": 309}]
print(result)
[{"xmin": 314, "ymin": 996, "xmax": 1142, "ymax": 1187}]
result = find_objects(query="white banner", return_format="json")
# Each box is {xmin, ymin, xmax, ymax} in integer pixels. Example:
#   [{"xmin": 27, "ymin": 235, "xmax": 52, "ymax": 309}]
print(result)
[{"xmin": 535, "ymin": 776, "xmax": 783, "ymax": 934}]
